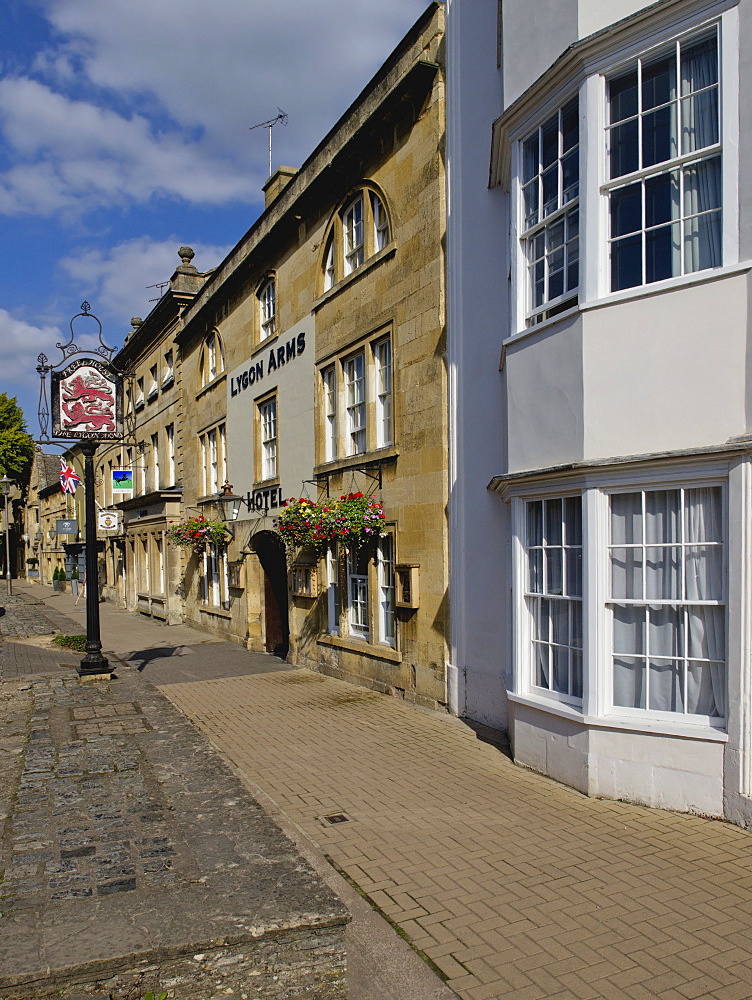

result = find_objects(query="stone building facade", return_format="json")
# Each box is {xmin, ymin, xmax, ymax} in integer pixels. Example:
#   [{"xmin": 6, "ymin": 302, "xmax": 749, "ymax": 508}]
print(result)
[
  {"xmin": 170, "ymin": 2, "xmax": 448, "ymax": 708},
  {"xmin": 97, "ymin": 4, "xmax": 448, "ymax": 709}
]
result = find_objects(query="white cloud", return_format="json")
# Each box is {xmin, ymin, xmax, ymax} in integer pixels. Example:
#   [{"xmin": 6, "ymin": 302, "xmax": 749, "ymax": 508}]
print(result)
[
  {"xmin": 1, "ymin": 0, "xmax": 428, "ymax": 216},
  {"xmin": 59, "ymin": 236, "xmax": 232, "ymax": 329},
  {"xmin": 0, "ymin": 310, "xmax": 62, "ymax": 405},
  {"xmin": 0, "ymin": 77, "xmax": 262, "ymax": 215}
]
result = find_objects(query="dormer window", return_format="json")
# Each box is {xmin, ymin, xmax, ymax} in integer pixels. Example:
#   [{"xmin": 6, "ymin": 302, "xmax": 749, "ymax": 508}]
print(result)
[{"xmin": 259, "ymin": 277, "xmax": 276, "ymax": 341}]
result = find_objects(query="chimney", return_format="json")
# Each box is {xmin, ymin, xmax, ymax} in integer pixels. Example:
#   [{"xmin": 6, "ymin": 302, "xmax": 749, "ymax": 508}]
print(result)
[{"xmin": 262, "ymin": 166, "xmax": 297, "ymax": 208}]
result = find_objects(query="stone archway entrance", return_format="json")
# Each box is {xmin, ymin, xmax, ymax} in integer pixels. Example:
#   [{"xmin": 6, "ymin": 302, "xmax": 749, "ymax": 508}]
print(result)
[{"xmin": 252, "ymin": 530, "xmax": 289, "ymax": 658}]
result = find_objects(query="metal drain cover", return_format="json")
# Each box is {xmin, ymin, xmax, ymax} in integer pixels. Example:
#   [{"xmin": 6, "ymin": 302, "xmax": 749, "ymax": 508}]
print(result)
[{"xmin": 322, "ymin": 812, "xmax": 351, "ymax": 825}]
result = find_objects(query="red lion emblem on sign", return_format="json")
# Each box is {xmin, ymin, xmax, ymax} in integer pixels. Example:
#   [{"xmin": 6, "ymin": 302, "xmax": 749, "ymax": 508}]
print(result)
[{"xmin": 61, "ymin": 371, "xmax": 116, "ymax": 432}]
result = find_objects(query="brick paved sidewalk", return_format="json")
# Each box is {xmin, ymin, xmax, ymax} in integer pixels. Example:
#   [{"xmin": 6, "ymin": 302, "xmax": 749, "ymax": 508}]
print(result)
[
  {"xmin": 13, "ymin": 583, "xmax": 752, "ymax": 1000},
  {"xmin": 157, "ymin": 671, "xmax": 752, "ymax": 1000}
]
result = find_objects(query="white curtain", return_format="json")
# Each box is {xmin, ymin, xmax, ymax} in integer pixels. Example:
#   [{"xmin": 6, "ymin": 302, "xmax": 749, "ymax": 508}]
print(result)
[{"xmin": 682, "ymin": 36, "xmax": 721, "ymax": 271}]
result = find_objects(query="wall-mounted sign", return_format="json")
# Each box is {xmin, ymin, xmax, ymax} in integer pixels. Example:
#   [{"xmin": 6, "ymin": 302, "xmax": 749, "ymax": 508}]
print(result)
[
  {"xmin": 251, "ymin": 486, "xmax": 283, "ymax": 512},
  {"xmin": 98, "ymin": 511, "xmax": 119, "ymax": 531},
  {"xmin": 51, "ymin": 357, "xmax": 123, "ymax": 440},
  {"xmin": 230, "ymin": 331, "xmax": 306, "ymax": 399},
  {"xmin": 56, "ymin": 519, "xmax": 78, "ymax": 535},
  {"xmin": 112, "ymin": 469, "xmax": 133, "ymax": 492}
]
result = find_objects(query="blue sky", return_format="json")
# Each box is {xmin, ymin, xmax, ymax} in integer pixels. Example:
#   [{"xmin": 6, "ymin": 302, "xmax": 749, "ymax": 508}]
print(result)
[{"xmin": 0, "ymin": 0, "xmax": 429, "ymax": 434}]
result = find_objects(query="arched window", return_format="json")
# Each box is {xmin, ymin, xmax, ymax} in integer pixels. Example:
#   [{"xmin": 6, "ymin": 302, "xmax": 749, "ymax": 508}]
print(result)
[
  {"xmin": 202, "ymin": 330, "xmax": 225, "ymax": 386},
  {"xmin": 320, "ymin": 185, "xmax": 392, "ymax": 292},
  {"xmin": 258, "ymin": 277, "xmax": 276, "ymax": 340}
]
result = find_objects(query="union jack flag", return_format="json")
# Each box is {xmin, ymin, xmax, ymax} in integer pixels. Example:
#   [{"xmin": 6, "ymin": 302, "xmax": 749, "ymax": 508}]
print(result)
[{"xmin": 59, "ymin": 458, "xmax": 82, "ymax": 494}]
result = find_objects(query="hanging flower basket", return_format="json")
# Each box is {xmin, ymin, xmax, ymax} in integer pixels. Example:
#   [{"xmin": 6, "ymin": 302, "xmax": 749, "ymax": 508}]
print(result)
[
  {"xmin": 278, "ymin": 493, "xmax": 386, "ymax": 554},
  {"xmin": 166, "ymin": 516, "xmax": 227, "ymax": 554}
]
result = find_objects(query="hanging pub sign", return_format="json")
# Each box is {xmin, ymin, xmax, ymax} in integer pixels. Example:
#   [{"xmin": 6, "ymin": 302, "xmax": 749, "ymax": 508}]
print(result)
[
  {"xmin": 98, "ymin": 511, "xmax": 120, "ymax": 531},
  {"xmin": 50, "ymin": 357, "xmax": 123, "ymax": 441}
]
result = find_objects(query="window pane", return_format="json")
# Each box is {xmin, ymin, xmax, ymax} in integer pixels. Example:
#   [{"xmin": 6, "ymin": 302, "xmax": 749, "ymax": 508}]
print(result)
[
  {"xmin": 527, "ymin": 500, "xmax": 543, "ymax": 546},
  {"xmin": 642, "ymin": 53, "xmax": 676, "ymax": 111},
  {"xmin": 646, "ymin": 223, "xmax": 680, "ymax": 284},
  {"xmin": 611, "ymin": 492, "xmax": 642, "ymax": 545},
  {"xmin": 649, "ymin": 659, "xmax": 684, "ymax": 712},
  {"xmin": 611, "ymin": 234, "xmax": 642, "ymax": 291},
  {"xmin": 542, "ymin": 165, "xmax": 558, "ymax": 217},
  {"xmin": 562, "ymin": 497, "xmax": 581, "ymax": 547},
  {"xmin": 571, "ymin": 602, "xmax": 583, "ymax": 648},
  {"xmin": 523, "ymin": 134, "xmax": 539, "ymax": 184},
  {"xmin": 562, "ymin": 97, "xmax": 578, "ymax": 152},
  {"xmin": 609, "ymin": 120, "xmax": 639, "ymax": 178},
  {"xmin": 681, "ymin": 36, "xmax": 718, "ymax": 96},
  {"xmin": 611, "ymin": 547, "xmax": 643, "ymax": 600},
  {"xmin": 562, "ymin": 149, "xmax": 579, "ymax": 203},
  {"xmin": 545, "ymin": 499, "xmax": 562, "ymax": 545},
  {"xmin": 688, "ymin": 606, "xmax": 725, "ymax": 660},
  {"xmin": 611, "ymin": 183, "xmax": 641, "ymax": 238},
  {"xmin": 541, "ymin": 114, "xmax": 559, "ymax": 168},
  {"xmin": 642, "ymin": 105, "xmax": 677, "ymax": 167},
  {"xmin": 523, "ymin": 180, "xmax": 539, "ymax": 229},
  {"xmin": 684, "ymin": 487, "xmax": 722, "ymax": 543},
  {"xmin": 529, "ymin": 548, "xmax": 543, "ymax": 593},
  {"xmin": 687, "ymin": 661, "xmax": 724, "ymax": 717},
  {"xmin": 546, "ymin": 547, "xmax": 563, "ymax": 595},
  {"xmin": 535, "ymin": 642, "xmax": 550, "ymax": 689},
  {"xmin": 613, "ymin": 605, "xmax": 644, "ymax": 655},
  {"xmin": 684, "ymin": 212, "xmax": 722, "ymax": 274},
  {"xmin": 681, "ymin": 90, "xmax": 719, "ymax": 153},
  {"xmin": 614, "ymin": 656, "xmax": 646, "ymax": 708},
  {"xmin": 566, "ymin": 548, "xmax": 582, "ymax": 598},
  {"xmin": 685, "ymin": 545, "xmax": 723, "ymax": 601},
  {"xmin": 645, "ymin": 172, "xmax": 679, "ymax": 228},
  {"xmin": 684, "ymin": 157, "xmax": 722, "ymax": 216},
  {"xmin": 553, "ymin": 645, "xmax": 570, "ymax": 694},
  {"xmin": 648, "ymin": 605, "xmax": 682, "ymax": 657},
  {"xmin": 646, "ymin": 546, "xmax": 682, "ymax": 600},
  {"xmin": 571, "ymin": 651, "xmax": 583, "ymax": 699},
  {"xmin": 645, "ymin": 490, "xmax": 680, "ymax": 543},
  {"xmin": 551, "ymin": 599, "xmax": 569, "ymax": 646},
  {"xmin": 609, "ymin": 69, "xmax": 638, "ymax": 124},
  {"xmin": 539, "ymin": 597, "xmax": 550, "ymax": 643}
]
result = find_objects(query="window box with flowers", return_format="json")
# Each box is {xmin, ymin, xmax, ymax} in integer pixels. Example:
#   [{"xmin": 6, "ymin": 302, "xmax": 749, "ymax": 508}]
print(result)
[
  {"xmin": 277, "ymin": 493, "xmax": 386, "ymax": 554},
  {"xmin": 166, "ymin": 516, "xmax": 227, "ymax": 554}
]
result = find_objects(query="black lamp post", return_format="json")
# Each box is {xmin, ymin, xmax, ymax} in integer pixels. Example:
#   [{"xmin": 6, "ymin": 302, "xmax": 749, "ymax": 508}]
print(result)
[
  {"xmin": 36, "ymin": 303, "xmax": 124, "ymax": 678},
  {"xmin": 1, "ymin": 474, "xmax": 11, "ymax": 597}
]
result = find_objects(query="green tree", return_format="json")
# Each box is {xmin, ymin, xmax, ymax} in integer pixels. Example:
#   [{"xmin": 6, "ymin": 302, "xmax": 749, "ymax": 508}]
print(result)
[{"xmin": 0, "ymin": 394, "xmax": 35, "ymax": 493}]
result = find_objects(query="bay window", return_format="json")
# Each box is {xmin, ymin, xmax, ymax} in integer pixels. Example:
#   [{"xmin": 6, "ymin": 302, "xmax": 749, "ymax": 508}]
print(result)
[
  {"xmin": 517, "ymin": 478, "xmax": 726, "ymax": 727},
  {"xmin": 520, "ymin": 96, "xmax": 579, "ymax": 324},
  {"xmin": 606, "ymin": 31, "xmax": 721, "ymax": 291}
]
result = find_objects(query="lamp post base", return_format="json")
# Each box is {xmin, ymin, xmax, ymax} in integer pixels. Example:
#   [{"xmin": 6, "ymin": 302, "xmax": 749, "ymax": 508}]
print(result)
[{"xmin": 78, "ymin": 651, "xmax": 110, "ymax": 677}]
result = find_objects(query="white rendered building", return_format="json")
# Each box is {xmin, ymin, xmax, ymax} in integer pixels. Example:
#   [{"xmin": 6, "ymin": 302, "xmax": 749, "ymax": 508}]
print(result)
[{"xmin": 447, "ymin": 0, "xmax": 752, "ymax": 824}]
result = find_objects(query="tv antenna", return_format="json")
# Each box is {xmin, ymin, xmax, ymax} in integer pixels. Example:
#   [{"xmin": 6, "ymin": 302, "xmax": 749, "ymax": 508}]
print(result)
[
  {"xmin": 146, "ymin": 280, "xmax": 169, "ymax": 303},
  {"xmin": 250, "ymin": 108, "xmax": 289, "ymax": 177}
]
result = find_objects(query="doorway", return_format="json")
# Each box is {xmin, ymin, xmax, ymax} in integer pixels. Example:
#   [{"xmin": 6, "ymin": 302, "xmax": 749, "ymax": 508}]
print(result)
[{"xmin": 252, "ymin": 530, "xmax": 289, "ymax": 658}]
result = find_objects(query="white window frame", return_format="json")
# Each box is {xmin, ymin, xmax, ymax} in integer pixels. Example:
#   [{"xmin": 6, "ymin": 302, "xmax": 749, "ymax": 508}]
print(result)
[
  {"xmin": 163, "ymin": 349, "xmax": 174, "ymax": 385},
  {"xmin": 510, "ymin": 467, "xmax": 728, "ymax": 733},
  {"xmin": 326, "ymin": 546, "xmax": 340, "ymax": 635},
  {"xmin": 343, "ymin": 196, "xmax": 365, "ymax": 275},
  {"xmin": 344, "ymin": 352, "xmax": 366, "ymax": 456},
  {"xmin": 603, "ymin": 28, "xmax": 722, "ymax": 293},
  {"xmin": 151, "ymin": 433, "xmax": 159, "ymax": 492},
  {"xmin": 378, "ymin": 533, "xmax": 396, "ymax": 648},
  {"xmin": 508, "ymin": 7, "xmax": 740, "ymax": 334},
  {"xmin": 220, "ymin": 423, "xmax": 227, "ymax": 487},
  {"xmin": 371, "ymin": 192, "xmax": 389, "ymax": 251},
  {"xmin": 166, "ymin": 423, "xmax": 175, "ymax": 486},
  {"xmin": 259, "ymin": 278, "xmax": 276, "ymax": 341},
  {"xmin": 148, "ymin": 364, "xmax": 159, "ymax": 398},
  {"xmin": 323, "ymin": 236, "xmax": 335, "ymax": 291},
  {"xmin": 322, "ymin": 365, "xmax": 337, "ymax": 462},
  {"xmin": 347, "ymin": 550, "xmax": 369, "ymax": 640},
  {"xmin": 135, "ymin": 377, "xmax": 144, "ymax": 409},
  {"xmin": 259, "ymin": 398, "xmax": 277, "ymax": 481},
  {"xmin": 519, "ymin": 96, "xmax": 580, "ymax": 326},
  {"xmin": 374, "ymin": 337, "xmax": 392, "ymax": 448}
]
